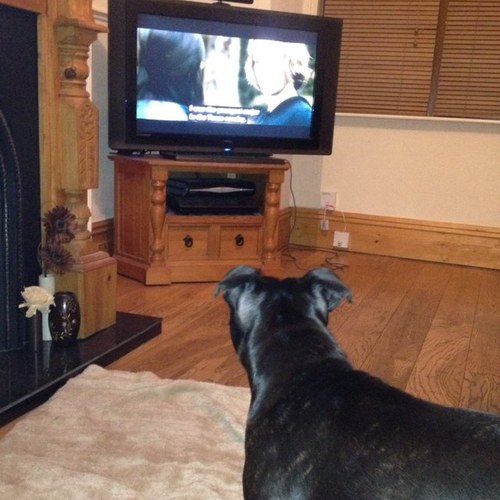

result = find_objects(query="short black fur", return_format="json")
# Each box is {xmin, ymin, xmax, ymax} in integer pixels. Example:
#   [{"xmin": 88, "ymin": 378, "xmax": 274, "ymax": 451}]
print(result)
[{"xmin": 216, "ymin": 266, "xmax": 500, "ymax": 500}]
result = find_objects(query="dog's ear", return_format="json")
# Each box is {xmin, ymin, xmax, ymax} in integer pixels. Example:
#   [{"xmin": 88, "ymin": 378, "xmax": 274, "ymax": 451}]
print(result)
[
  {"xmin": 215, "ymin": 265, "xmax": 261, "ymax": 307},
  {"xmin": 216, "ymin": 266, "xmax": 262, "ymax": 354},
  {"xmin": 304, "ymin": 267, "xmax": 352, "ymax": 312}
]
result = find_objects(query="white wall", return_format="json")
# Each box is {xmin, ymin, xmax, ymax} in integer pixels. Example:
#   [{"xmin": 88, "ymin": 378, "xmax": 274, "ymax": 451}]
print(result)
[
  {"xmin": 317, "ymin": 115, "xmax": 500, "ymax": 227},
  {"xmin": 91, "ymin": 0, "xmax": 500, "ymax": 230},
  {"xmin": 90, "ymin": 4, "xmax": 112, "ymax": 222}
]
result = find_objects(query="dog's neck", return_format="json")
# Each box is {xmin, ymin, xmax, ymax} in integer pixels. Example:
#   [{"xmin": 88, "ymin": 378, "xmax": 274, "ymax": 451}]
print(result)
[{"xmin": 240, "ymin": 319, "xmax": 352, "ymax": 418}]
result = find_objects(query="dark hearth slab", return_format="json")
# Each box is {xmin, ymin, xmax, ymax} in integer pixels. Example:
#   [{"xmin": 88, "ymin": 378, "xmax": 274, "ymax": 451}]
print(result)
[{"xmin": 0, "ymin": 312, "xmax": 162, "ymax": 426}]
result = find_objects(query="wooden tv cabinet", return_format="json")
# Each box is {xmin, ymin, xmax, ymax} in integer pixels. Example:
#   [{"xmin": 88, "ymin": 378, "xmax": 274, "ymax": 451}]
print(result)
[{"xmin": 111, "ymin": 155, "xmax": 290, "ymax": 284}]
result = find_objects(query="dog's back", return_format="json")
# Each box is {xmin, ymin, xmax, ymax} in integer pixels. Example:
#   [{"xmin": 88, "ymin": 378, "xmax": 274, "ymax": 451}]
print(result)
[
  {"xmin": 217, "ymin": 266, "xmax": 500, "ymax": 500},
  {"xmin": 244, "ymin": 364, "xmax": 500, "ymax": 499}
]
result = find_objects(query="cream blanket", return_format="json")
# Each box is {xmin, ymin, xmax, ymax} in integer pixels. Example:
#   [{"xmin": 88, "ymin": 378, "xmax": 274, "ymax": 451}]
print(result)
[{"xmin": 0, "ymin": 365, "xmax": 249, "ymax": 499}]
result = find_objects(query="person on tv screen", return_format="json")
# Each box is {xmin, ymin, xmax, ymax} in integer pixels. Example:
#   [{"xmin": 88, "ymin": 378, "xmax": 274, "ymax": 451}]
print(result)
[
  {"xmin": 245, "ymin": 39, "xmax": 313, "ymax": 127},
  {"xmin": 137, "ymin": 29, "xmax": 205, "ymax": 121}
]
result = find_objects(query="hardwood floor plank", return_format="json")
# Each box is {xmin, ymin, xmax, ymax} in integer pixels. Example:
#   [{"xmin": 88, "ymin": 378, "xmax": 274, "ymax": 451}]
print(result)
[
  {"xmin": 333, "ymin": 258, "xmax": 422, "ymax": 368},
  {"xmin": 361, "ymin": 262, "xmax": 450, "ymax": 390},
  {"xmin": 406, "ymin": 266, "xmax": 483, "ymax": 407},
  {"xmin": 460, "ymin": 271, "xmax": 500, "ymax": 412},
  {"xmin": 327, "ymin": 253, "xmax": 393, "ymax": 331}
]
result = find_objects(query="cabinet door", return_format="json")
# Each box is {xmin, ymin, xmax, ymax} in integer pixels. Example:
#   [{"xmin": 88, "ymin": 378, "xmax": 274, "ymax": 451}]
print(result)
[
  {"xmin": 220, "ymin": 226, "xmax": 261, "ymax": 259},
  {"xmin": 167, "ymin": 225, "xmax": 210, "ymax": 259}
]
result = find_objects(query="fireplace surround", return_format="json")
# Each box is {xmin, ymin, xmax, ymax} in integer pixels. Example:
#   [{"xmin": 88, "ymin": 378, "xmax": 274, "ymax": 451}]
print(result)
[
  {"xmin": 0, "ymin": 0, "xmax": 115, "ymax": 348},
  {"xmin": 0, "ymin": 0, "xmax": 161, "ymax": 425}
]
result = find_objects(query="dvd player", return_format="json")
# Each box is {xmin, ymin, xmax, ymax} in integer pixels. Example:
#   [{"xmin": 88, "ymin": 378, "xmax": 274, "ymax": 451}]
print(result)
[
  {"xmin": 167, "ymin": 177, "xmax": 256, "ymax": 197},
  {"xmin": 166, "ymin": 177, "xmax": 260, "ymax": 215}
]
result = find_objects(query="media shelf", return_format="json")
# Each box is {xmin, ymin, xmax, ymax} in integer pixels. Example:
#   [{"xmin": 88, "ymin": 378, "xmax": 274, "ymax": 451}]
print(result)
[{"xmin": 111, "ymin": 155, "xmax": 290, "ymax": 284}]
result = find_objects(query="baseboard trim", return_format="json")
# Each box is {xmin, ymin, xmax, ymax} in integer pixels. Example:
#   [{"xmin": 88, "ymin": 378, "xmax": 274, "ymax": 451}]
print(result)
[
  {"xmin": 290, "ymin": 208, "xmax": 500, "ymax": 270},
  {"xmin": 94, "ymin": 210, "xmax": 500, "ymax": 270}
]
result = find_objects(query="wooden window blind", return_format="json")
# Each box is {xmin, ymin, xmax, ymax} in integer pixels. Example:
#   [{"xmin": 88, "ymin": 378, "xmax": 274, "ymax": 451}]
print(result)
[
  {"xmin": 431, "ymin": 1, "xmax": 500, "ymax": 119},
  {"xmin": 323, "ymin": 0, "xmax": 500, "ymax": 120}
]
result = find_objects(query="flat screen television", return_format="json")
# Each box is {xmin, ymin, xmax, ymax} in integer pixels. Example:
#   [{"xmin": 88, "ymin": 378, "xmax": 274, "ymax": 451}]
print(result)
[{"xmin": 108, "ymin": 0, "xmax": 342, "ymax": 160}]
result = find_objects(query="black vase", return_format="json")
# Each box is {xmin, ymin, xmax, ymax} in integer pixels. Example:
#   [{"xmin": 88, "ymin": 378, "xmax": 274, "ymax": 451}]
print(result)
[{"xmin": 48, "ymin": 291, "xmax": 80, "ymax": 346}]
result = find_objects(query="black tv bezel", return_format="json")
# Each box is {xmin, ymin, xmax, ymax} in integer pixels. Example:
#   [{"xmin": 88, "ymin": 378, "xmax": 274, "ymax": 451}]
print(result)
[{"xmin": 108, "ymin": 0, "xmax": 342, "ymax": 158}]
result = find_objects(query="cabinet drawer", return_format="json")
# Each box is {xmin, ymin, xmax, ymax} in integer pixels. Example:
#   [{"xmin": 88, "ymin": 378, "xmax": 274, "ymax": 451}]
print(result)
[
  {"xmin": 220, "ymin": 226, "xmax": 261, "ymax": 259},
  {"xmin": 167, "ymin": 226, "xmax": 210, "ymax": 259}
]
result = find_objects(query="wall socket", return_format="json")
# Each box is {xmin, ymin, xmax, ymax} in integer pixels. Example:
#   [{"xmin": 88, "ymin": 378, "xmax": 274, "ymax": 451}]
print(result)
[
  {"xmin": 333, "ymin": 231, "xmax": 350, "ymax": 249},
  {"xmin": 320, "ymin": 191, "xmax": 337, "ymax": 211}
]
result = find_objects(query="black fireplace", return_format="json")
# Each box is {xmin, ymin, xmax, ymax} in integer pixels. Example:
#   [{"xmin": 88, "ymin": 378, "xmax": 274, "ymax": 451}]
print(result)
[{"xmin": 0, "ymin": 4, "xmax": 41, "ymax": 352}]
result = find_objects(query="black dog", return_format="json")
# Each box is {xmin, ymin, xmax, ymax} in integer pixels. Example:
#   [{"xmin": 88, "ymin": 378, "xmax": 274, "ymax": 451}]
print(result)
[{"xmin": 216, "ymin": 266, "xmax": 500, "ymax": 500}]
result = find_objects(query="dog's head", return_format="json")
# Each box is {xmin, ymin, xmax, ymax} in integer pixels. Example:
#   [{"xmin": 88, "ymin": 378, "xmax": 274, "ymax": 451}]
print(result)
[{"xmin": 216, "ymin": 266, "xmax": 352, "ymax": 357}]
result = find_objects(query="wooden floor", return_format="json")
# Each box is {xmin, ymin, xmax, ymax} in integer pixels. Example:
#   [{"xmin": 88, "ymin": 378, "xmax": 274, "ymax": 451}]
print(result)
[
  {"xmin": 109, "ymin": 247, "xmax": 499, "ymax": 415},
  {"xmin": 0, "ymin": 248, "xmax": 497, "ymax": 439}
]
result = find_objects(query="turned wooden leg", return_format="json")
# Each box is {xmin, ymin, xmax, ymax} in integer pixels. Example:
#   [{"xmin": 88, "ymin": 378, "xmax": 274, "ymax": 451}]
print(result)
[
  {"xmin": 262, "ymin": 179, "xmax": 281, "ymax": 264},
  {"xmin": 150, "ymin": 179, "xmax": 166, "ymax": 265}
]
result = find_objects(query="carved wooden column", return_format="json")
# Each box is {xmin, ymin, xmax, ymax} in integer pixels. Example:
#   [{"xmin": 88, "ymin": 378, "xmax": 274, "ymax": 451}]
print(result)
[
  {"xmin": 49, "ymin": 0, "xmax": 117, "ymax": 338},
  {"xmin": 150, "ymin": 178, "xmax": 167, "ymax": 266},
  {"xmin": 262, "ymin": 169, "xmax": 285, "ymax": 266}
]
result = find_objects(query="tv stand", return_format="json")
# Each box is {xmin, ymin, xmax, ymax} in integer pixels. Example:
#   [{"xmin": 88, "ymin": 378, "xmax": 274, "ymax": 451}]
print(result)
[{"xmin": 111, "ymin": 154, "xmax": 290, "ymax": 284}]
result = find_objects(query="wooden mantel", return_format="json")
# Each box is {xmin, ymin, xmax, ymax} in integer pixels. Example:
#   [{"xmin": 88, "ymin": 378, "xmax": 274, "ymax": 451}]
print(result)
[{"xmin": 2, "ymin": 0, "xmax": 117, "ymax": 337}]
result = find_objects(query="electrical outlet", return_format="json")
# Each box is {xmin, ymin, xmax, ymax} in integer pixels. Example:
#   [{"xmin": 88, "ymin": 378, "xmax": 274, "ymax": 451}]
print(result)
[
  {"xmin": 333, "ymin": 231, "xmax": 350, "ymax": 249},
  {"xmin": 320, "ymin": 191, "xmax": 337, "ymax": 211}
]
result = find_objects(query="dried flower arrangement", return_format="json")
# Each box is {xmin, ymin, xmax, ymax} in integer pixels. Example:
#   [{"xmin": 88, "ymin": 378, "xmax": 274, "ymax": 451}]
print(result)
[{"xmin": 38, "ymin": 205, "xmax": 77, "ymax": 276}]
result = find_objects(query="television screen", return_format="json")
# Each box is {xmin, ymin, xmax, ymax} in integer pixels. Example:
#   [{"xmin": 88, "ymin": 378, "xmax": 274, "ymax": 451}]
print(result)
[{"xmin": 109, "ymin": 0, "xmax": 342, "ymax": 159}]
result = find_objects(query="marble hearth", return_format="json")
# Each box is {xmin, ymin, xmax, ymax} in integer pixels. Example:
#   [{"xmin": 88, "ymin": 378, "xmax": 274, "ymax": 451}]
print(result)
[{"xmin": 0, "ymin": 312, "xmax": 161, "ymax": 426}]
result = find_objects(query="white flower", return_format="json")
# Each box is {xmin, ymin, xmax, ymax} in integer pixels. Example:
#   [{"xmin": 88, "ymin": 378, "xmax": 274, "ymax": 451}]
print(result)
[{"xmin": 19, "ymin": 286, "xmax": 55, "ymax": 318}]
